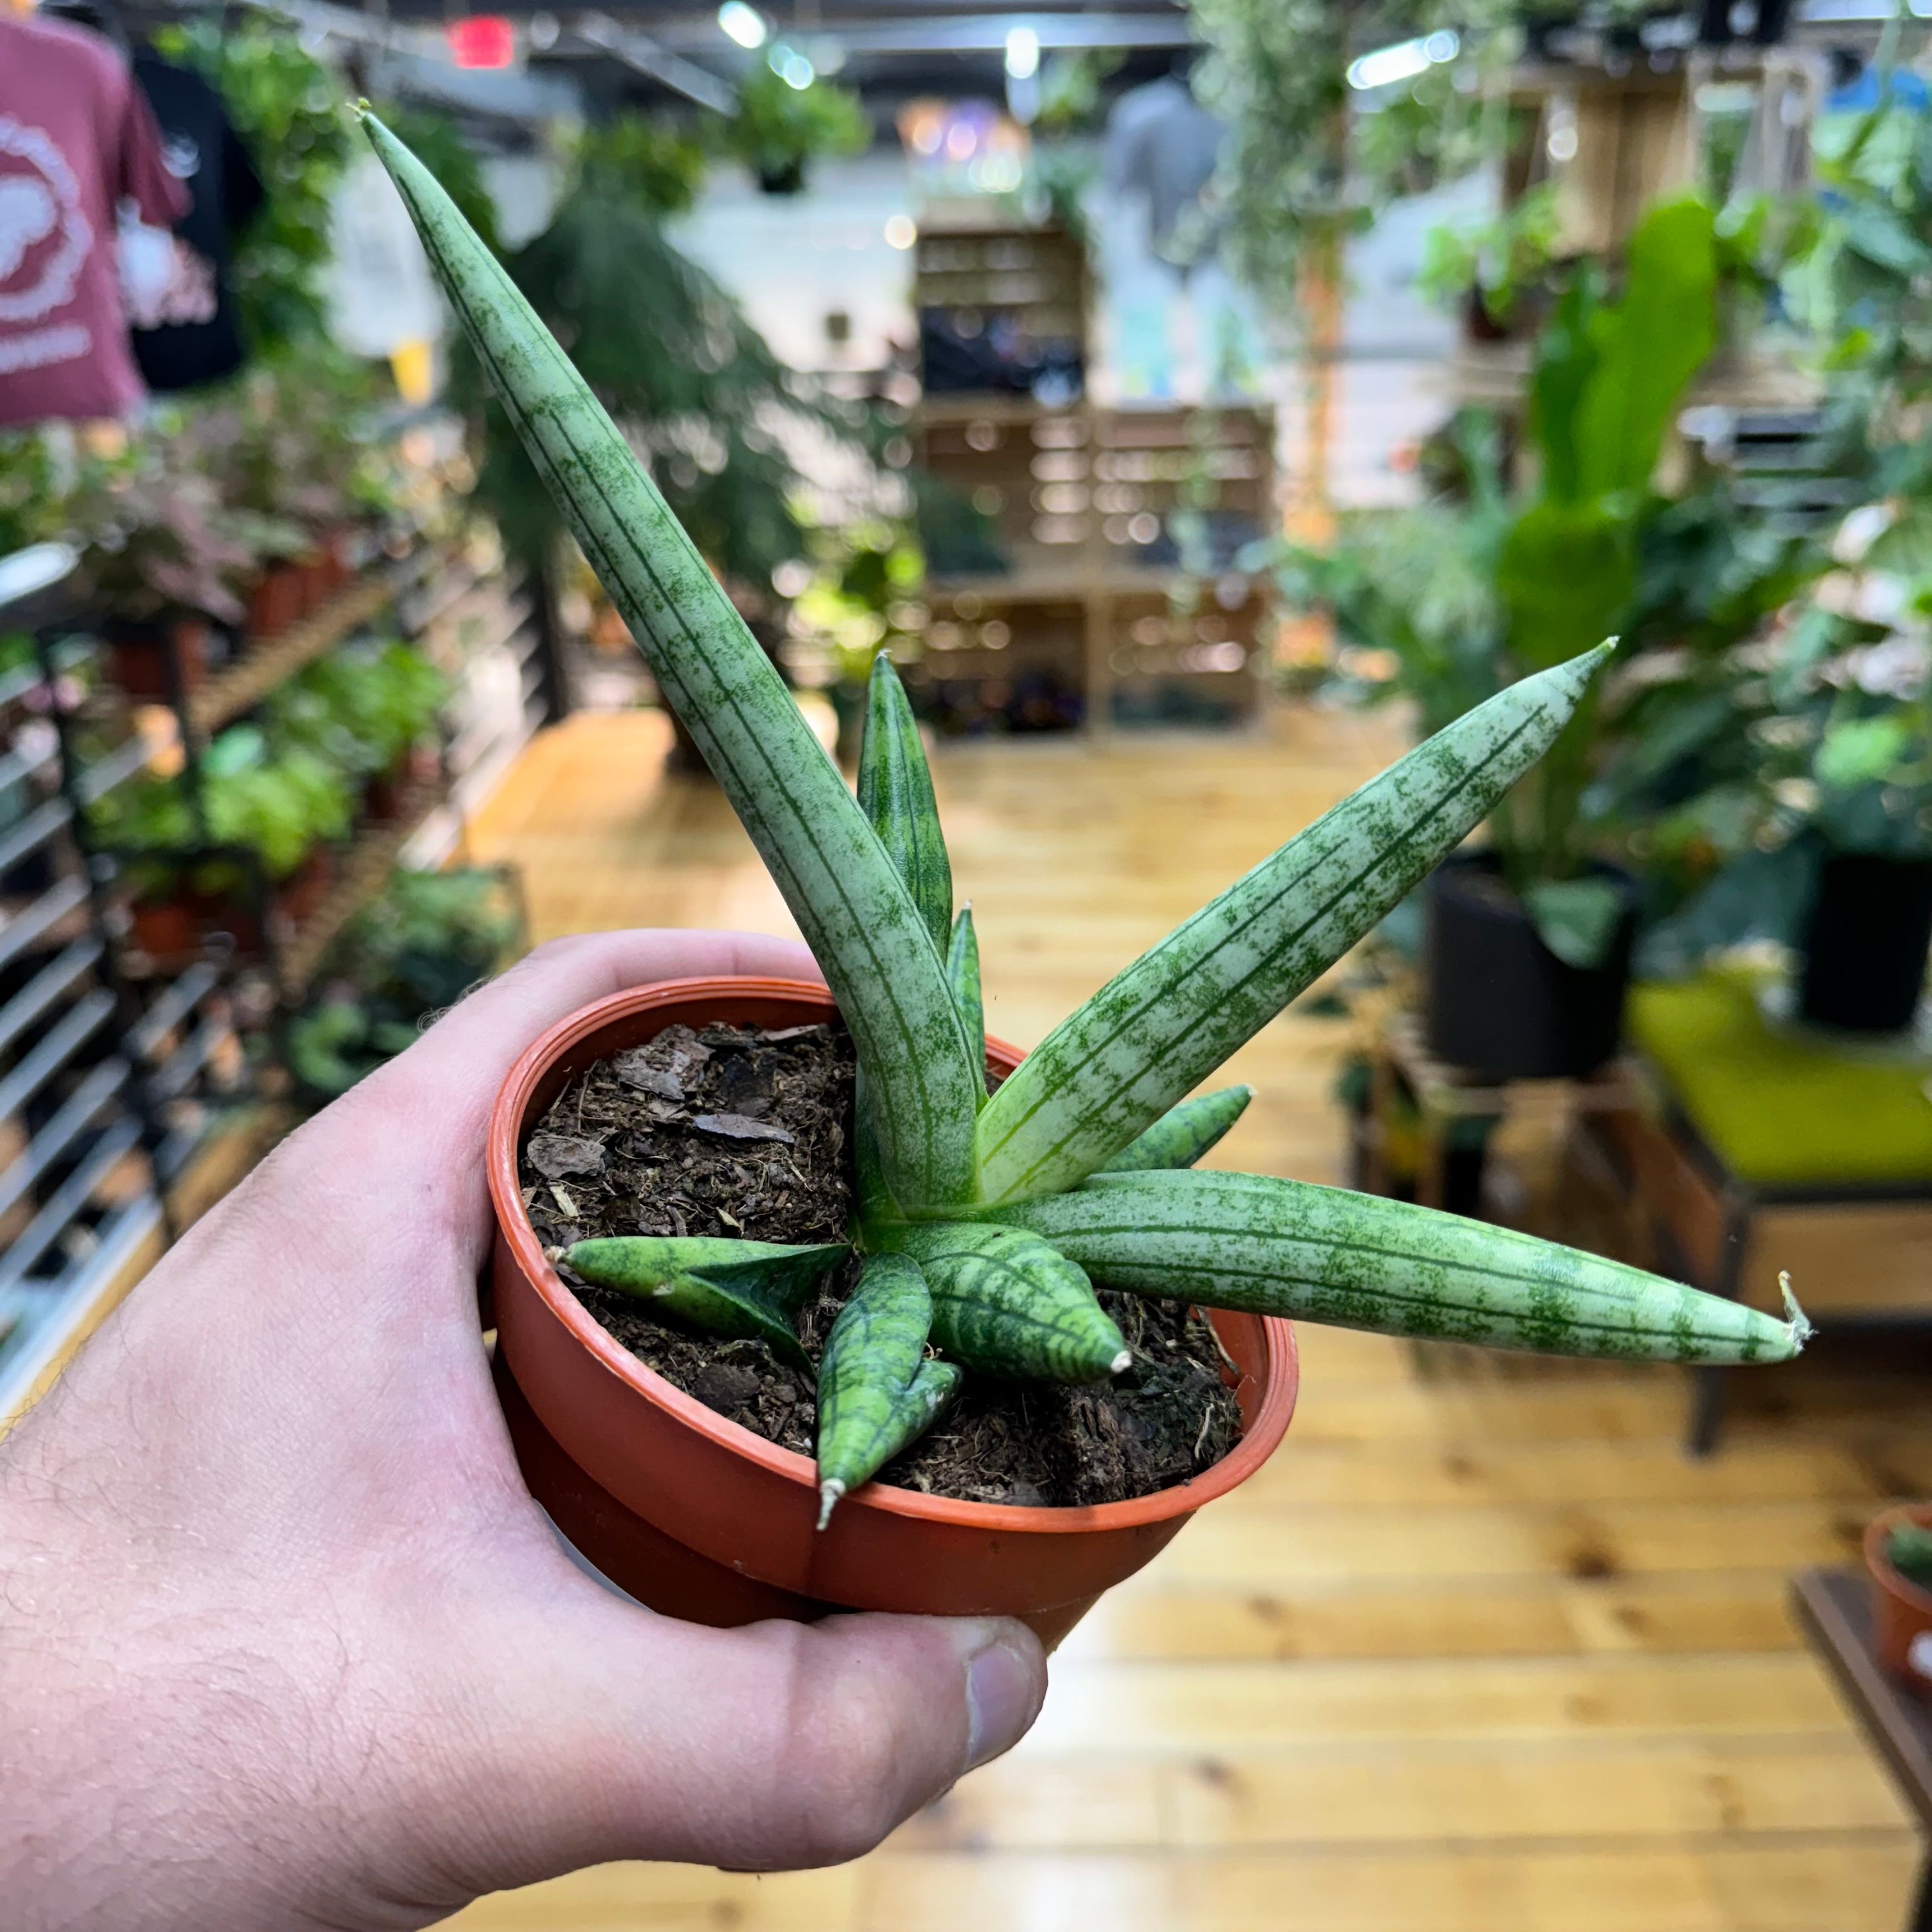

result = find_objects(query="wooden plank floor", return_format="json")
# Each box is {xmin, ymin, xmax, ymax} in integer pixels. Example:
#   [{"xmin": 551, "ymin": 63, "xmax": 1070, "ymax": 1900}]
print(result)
[{"xmin": 457, "ymin": 705, "xmax": 1927, "ymax": 1932}]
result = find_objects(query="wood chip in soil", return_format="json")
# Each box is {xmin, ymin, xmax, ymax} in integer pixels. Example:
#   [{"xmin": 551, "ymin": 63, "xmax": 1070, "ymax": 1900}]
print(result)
[{"xmin": 519, "ymin": 1018, "xmax": 1242, "ymax": 1508}]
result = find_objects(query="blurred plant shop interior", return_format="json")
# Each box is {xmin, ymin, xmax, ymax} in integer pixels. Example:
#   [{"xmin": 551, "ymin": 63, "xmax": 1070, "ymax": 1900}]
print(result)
[{"xmin": 7, "ymin": 0, "xmax": 1932, "ymax": 1924}]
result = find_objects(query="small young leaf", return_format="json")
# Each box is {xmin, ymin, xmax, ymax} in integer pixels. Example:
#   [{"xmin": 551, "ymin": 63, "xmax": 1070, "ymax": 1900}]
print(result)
[
  {"xmin": 857, "ymin": 654, "xmax": 952, "ymax": 958},
  {"xmin": 816, "ymin": 1254, "xmax": 939, "ymax": 1526},
  {"xmin": 988, "ymin": 1170, "xmax": 1811, "ymax": 1365},
  {"xmin": 947, "ymin": 905, "xmax": 986, "ymax": 1100},
  {"xmin": 359, "ymin": 111, "xmax": 981, "ymax": 1215},
  {"xmin": 559, "ymin": 1236, "xmax": 846, "ymax": 1367},
  {"xmin": 1098, "ymin": 1085, "xmax": 1252, "ymax": 1172},
  {"xmin": 972, "ymin": 647, "xmax": 1613, "ymax": 1208},
  {"xmin": 885, "ymin": 1222, "xmax": 1128, "ymax": 1382}
]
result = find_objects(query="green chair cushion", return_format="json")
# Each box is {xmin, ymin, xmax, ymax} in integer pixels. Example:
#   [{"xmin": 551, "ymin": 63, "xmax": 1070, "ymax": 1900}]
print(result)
[{"xmin": 1629, "ymin": 970, "xmax": 1932, "ymax": 1190}]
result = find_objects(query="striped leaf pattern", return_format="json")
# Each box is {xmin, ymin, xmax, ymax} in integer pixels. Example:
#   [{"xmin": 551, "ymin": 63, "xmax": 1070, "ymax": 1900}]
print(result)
[
  {"xmin": 817, "ymin": 1359, "xmax": 959, "ymax": 1528},
  {"xmin": 885, "ymin": 1222, "xmax": 1130, "ymax": 1382},
  {"xmin": 857, "ymin": 654, "xmax": 952, "ymax": 958},
  {"xmin": 971, "ymin": 648, "xmax": 1613, "ymax": 1208},
  {"xmin": 1098, "ymin": 1084, "xmax": 1252, "ymax": 1172},
  {"xmin": 816, "ymin": 1254, "xmax": 941, "ymax": 1525},
  {"xmin": 362, "ymin": 114, "xmax": 980, "ymax": 1213},
  {"xmin": 989, "ymin": 1170, "xmax": 1810, "ymax": 1365}
]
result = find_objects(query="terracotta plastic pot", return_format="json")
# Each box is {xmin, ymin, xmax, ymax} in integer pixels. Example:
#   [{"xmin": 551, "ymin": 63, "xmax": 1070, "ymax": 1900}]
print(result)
[
  {"xmin": 273, "ymin": 847, "xmax": 336, "ymax": 930},
  {"xmin": 106, "ymin": 615, "xmax": 209, "ymax": 701},
  {"xmin": 129, "ymin": 897, "xmax": 206, "ymax": 965},
  {"xmin": 247, "ymin": 564, "xmax": 308, "ymax": 641},
  {"xmin": 488, "ymin": 976, "xmax": 1299, "ymax": 1649},
  {"xmin": 1866, "ymin": 1503, "xmax": 1932, "ymax": 1690}
]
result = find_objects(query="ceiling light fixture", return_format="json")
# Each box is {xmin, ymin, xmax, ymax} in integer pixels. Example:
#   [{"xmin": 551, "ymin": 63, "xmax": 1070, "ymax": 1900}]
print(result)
[
  {"xmin": 717, "ymin": 2, "xmax": 768, "ymax": 50},
  {"xmin": 1346, "ymin": 29, "xmax": 1459, "ymax": 92}
]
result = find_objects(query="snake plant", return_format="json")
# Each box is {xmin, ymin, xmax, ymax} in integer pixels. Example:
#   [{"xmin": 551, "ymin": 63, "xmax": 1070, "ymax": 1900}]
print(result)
[{"xmin": 363, "ymin": 114, "xmax": 1811, "ymax": 1528}]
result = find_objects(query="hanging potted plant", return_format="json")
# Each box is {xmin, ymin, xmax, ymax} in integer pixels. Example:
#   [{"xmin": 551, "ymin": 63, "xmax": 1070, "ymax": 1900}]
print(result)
[
  {"xmin": 365, "ymin": 114, "xmax": 1809, "ymax": 1646},
  {"xmin": 722, "ymin": 65, "xmax": 870, "ymax": 196}
]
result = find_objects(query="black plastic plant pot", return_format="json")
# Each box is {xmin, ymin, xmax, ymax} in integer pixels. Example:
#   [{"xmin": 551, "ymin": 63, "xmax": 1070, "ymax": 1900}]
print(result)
[
  {"xmin": 1798, "ymin": 851, "xmax": 1932, "ymax": 1036},
  {"xmin": 1423, "ymin": 853, "xmax": 1639, "ymax": 1082}
]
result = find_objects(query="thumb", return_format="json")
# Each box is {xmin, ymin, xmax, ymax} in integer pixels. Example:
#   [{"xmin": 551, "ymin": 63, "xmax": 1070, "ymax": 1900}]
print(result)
[{"xmin": 423, "ymin": 1598, "xmax": 1045, "ymax": 1897}]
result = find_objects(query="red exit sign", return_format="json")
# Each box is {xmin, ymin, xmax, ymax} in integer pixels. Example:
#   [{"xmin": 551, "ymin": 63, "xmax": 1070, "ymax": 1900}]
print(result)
[{"xmin": 447, "ymin": 15, "xmax": 516, "ymax": 68}]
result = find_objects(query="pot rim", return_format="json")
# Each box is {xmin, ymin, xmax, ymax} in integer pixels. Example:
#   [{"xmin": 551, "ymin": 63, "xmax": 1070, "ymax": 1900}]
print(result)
[
  {"xmin": 1865, "ymin": 1501, "xmax": 1932, "ymax": 1614},
  {"xmin": 487, "ymin": 973, "xmax": 1298, "ymax": 1537}
]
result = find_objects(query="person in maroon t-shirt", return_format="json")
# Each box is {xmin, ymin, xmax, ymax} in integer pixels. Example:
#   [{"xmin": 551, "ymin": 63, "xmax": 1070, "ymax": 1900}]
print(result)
[{"xmin": 0, "ymin": 11, "xmax": 187, "ymax": 427}]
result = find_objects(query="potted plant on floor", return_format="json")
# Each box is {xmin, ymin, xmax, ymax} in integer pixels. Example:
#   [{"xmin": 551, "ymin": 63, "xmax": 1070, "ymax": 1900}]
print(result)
[
  {"xmin": 365, "ymin": 114, "xmax": 1809, "ymax": 1645},
  {"xmin": 1608, "ymin": 588, "xmax": 1932, "ymax": 1033},
  {"xmin": 1866, "ymin": 1505, "xmax": 1932, "ymax": 1689},
  {"xmin": 1280, "ymin": 199, "xmax": 1726, "ymax": 1080}
]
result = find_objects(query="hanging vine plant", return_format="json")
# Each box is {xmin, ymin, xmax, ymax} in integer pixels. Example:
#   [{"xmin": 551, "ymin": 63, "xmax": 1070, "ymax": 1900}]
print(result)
[{"xmin": 1185, "ymin": 0, "xmax": 1520, "ymax": 323}]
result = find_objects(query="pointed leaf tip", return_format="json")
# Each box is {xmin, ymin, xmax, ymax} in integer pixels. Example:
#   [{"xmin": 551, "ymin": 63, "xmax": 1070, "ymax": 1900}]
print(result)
[
  {"xmin": 817, "ymin": 1478, "xmax": 845, "ymax": 1531},
  {"xmin": 858, "ymin": 651, "xmax": 953, "ymax": 959},
  {"xmin": 1779, "ymin": 1272, "xmax": 1813, "ymax": 1349}
]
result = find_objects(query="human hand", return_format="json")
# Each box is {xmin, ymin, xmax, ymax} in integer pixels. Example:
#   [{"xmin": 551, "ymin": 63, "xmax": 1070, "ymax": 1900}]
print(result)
[{"xmin": 0, "ymin": 930, "xmax": 1046, "ymax": 1932}]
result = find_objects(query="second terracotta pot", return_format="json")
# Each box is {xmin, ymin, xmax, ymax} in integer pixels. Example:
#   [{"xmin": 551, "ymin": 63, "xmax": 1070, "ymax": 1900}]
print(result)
[
  {"xmin": 488, "ymin": 976, "xmax": 1299, "ymax": 1648},
  {"xmin": 1867, "ymin": 1503, "xmax": 1932, "ymax": 1690}
]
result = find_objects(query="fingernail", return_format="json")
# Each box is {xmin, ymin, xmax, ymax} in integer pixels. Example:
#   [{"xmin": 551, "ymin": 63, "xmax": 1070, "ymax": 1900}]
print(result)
[{"xmin": 961, "ymin": 1624, "xmax": 1043, "ymax": 1772}]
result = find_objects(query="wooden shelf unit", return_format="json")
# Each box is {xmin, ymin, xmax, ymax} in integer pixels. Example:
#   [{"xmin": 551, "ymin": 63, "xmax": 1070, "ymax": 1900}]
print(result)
[{"xmin": 912, "ymin": 396, "xmax": 1275, "ymax": 731}]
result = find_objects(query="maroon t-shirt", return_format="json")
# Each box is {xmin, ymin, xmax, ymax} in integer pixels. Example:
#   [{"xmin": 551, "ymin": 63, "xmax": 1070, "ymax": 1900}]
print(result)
[{"xmin": 0, "ymin": 15, "xmax": 188, "ymax": 427}]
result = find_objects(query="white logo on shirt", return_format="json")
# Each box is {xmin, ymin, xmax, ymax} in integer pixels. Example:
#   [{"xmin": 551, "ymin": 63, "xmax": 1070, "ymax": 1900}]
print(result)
[{"xmin": 0, "ymin": 116, "xmax": 93, "ymax": 325}]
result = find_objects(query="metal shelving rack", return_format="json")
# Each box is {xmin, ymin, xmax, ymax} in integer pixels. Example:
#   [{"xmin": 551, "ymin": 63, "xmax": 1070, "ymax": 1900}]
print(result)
[
  {"xmin": 0, "ymin": 544, "xmax": 247, "ymax": 1415},
  {"xmin": 0, "ymin": 521, "xmax": 555, "ymax": 1414}
]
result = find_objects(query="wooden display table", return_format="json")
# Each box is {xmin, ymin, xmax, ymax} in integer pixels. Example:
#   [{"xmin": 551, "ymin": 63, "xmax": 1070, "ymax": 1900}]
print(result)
[
  {"xmin": 1792, "ymin": 1568, "xmax": 1932, "ymax": 1931},
  {"xmin": 1360, "ymin": 1009, "xmax": 1644, "ymax": 1212}
]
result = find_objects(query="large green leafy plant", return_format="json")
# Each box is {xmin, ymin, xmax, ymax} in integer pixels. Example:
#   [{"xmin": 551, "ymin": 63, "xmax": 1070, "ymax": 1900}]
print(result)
[
  {"xmin": 448, "ymin": 116, "xmax": 863, "ymax": 595},
  {"xmin": 365, "ymin": 114, "xmax": 1807, "ymax": 1526},
  {"xmin": 1283, "ymin": 199, "xmax": 1730, "ymax": 963}
]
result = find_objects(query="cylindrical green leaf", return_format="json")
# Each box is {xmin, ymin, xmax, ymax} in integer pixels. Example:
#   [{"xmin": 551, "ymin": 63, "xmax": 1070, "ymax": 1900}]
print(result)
[
  {"xmin": 359, "ymin": 111, "xmax": 979, "ymax": 1216},
  {"xmin": 857, "ymin": 654, "xmax": 952, "ymax": 958},
  {"xmin": 972, "ymin": 646, "xmax": 1613, "ymax": 1208},
  {"xmin": 947, "ymin": 905, "xmax": 986, "ymax": 1101},
  {"xmin": 988, "ymin": 1170, "xmax": 1811, "ymax": 1365},
  {"xmin": 885, "ymin": 1222, "xmax": 1129, "ymax": 1382},
  {"xmin": 818, "ymin": 1358, "xmax": 961, "ymax": 1529},
  {"xmin": 816, "ymin": 1254, "xmax": 937, "ymax": 1525},
  {"xmin": 1099, "ymin": 1085, "xmax": 1252, "ymax": 1172}
]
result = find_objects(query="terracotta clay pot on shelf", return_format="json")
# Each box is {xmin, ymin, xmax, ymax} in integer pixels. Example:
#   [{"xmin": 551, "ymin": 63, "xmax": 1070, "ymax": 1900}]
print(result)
[
  {"xmin": 272, "ymin": 847, "xmax": 337, "ymax": 930},
  {"xmin": 105, "ymin": 615, "xmax": 210, "ymax": 702},
  {"xmin": 247, "ymin": 562, "xmax": 310, "ymax": 641},
  {"xmin": 130, "ymin": 878, "xmax": 262, "ymax": 961},
  {"xmin": 1866, "ymin": 1503, "xmax": 1932, "ymax": 1690},
  {"xmin": 487, "ymin": 976, "xmax": 1300, "ymax": 1650},
  {"xmin": 128, "ymin": 896, "xmax": 206, "ymax": 966}
]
